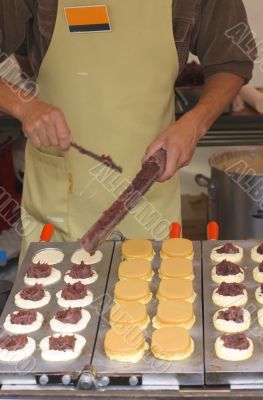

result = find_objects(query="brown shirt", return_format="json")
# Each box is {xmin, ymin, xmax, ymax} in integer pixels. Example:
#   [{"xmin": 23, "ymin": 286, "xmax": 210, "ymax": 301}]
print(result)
[{"xmin": 0, "ymin": 0, "xmax": 256, "ymax": 80}]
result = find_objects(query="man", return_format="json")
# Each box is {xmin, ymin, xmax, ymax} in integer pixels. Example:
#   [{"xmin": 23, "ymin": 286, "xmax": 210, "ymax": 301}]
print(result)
[{"xmin": 0, "ymin": 0, "xmax": 256, "ymax": 259}]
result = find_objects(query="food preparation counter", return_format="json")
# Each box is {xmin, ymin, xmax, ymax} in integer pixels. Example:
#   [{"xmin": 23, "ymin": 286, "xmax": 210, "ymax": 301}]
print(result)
[{"xmin": 1, "ymin": 238, "xmax": 263, "ymax": 399}]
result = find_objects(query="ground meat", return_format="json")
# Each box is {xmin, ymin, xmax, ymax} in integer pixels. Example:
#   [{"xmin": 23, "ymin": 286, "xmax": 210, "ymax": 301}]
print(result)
[
  {"xmin": 222, "ymin": 333, "xmax": 249, "ymax": 350},
  {"xmin": 257, "ymin": 243, "xmax": 263, "ymax": 255},
  {"xmin": 26, "ymin": 262, "xmax": 52, "ymax": 278},
  {"xmin": 216, "ymin": 260, "xmax": 242, "ymax": 276},
  {"xmin": 0, "ymin": 335, "xmax": 28, "ymax": 351},
  {"xmin": 20, "ymin": 284, "xmax": 45, "ymax": 301},
  {"xmin": 10, "ymin": 310, "xmax": 37, "ymax": 325},
  {"xmin": 55, "ymin": 307, "xmax": 82, "ymax": 324},
  {"xmin": 216, "ymin": 282, "xmax": 245, "ymax": 296},
  {"xmin": 49, "ymin": 335, "xmax": 76, "ymax": 351},
  {"xmin": 259, "ymin": 262, "xmax": 263, "ymax": 272},
  {"xmin": 68, "ymin": 262, "xmax": 94, "ymax": 279},
  {"xmin": 216, "ymin": 243, "xmax": 239, "ymax": 254},
  {"xmin": 61, "ymin": 282, "xmax": 87, "ymax": 300},
  {"xmin": 217, "ymin": 306, "xmax": 244, "ymax": 323}
]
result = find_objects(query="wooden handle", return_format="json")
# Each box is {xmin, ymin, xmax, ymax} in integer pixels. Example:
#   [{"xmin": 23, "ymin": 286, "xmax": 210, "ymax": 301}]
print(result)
[{"xmin": 207, "ymin": 221, "xmax": 219, "ymax": 240}]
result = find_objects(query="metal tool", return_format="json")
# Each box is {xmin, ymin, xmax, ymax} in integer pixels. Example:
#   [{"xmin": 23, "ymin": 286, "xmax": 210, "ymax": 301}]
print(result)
[
  {"xmin": 80, "ymin": 149, "xmax": 167, "ymax": 254},
  {"xmin": 70, "ymin": 141, "xmax": 122, "ymax": 173}
]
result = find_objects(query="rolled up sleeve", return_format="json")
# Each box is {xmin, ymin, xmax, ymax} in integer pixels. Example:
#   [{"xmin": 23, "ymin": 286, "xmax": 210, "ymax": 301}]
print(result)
[
  {"xmin": 0, "ymin": 0, "xmax": 33, "ymax": 60},
  {"xmin": 191, "ymin": 0, "xmax": 257, "ymax": 82}
]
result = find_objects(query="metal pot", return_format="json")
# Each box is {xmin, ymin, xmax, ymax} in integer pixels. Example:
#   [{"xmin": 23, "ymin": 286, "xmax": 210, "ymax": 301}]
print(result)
[{"xmin": 195, "ymin": 146, "xmax": 263, "ymax": 240}]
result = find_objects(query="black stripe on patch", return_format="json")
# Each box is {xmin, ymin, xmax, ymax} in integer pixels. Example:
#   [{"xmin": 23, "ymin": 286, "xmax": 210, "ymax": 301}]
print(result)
[{"xmin": 69, "ymin": 23, "xmax": 110, "ymax": 33}]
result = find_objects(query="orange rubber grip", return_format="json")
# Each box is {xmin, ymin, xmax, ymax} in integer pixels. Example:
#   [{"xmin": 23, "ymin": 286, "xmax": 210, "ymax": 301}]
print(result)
[
  {"xmin": 40, "ymin": 224, "xmax": 54, "ymax": 242},
  {"xmin": 207, "ymin": 221, "xmax": 219, "ymax": 240},
  {"xmin": 170, "ymin": 222, "xmax": 181, "ymax": 239}
]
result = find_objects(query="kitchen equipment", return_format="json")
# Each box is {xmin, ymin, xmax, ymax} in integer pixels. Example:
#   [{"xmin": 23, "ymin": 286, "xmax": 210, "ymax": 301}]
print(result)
[
  {"xmin": 0, "ymin": 240, "xmax": 114, "ymax": 386},
  {"xmin": 207, "ymin": 221, "xmax": 219, "ymax": 241},
  {"xmin": 203, "ymin": 239, "xmax": 263, "ymax": 386},
  {"xmin": 92, "ymin": 240, "xmax": 204, "ymax": 387},
  {"xmin": 70, "ymin": 141, "xmax": 122, "ymax": 173},
  {"xmin": 0, "ymin": 235, "xmax": 205, "ymax": 391},
  {"xmin": 40, "ymin": 224, "xmax": 54, "ymax": 242},
  {"xmin": 195, "ymin": 146, "xmax": 263, "ymax": 239},
  {"xmin": 3, "ymin": 233, "xmax": 263, "ymax": 392},
  {"xmin": 81, "ymin": 149, "xmax": 167, "ymax": 254},
  {"xmin": 169, "ymin": 222, "xmax": 181, "ymax": 238}
]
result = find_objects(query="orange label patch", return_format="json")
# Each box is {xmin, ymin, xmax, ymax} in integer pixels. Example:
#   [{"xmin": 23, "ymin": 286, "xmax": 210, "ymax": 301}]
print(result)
[{"xmin": 65, "ymin": 5, "xmax": 111, "ymax": 33}]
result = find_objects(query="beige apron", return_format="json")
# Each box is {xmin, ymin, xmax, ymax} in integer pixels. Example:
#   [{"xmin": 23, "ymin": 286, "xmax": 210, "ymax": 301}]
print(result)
[{"xmin": 20, "ymin": 0, "xmax": 180, "ymax": 261}]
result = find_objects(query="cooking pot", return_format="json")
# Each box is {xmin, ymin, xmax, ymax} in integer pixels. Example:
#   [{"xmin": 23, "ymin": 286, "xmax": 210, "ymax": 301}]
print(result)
[{"xmin": 195, "ymin": 146, "xmax": 263, "ymax": 240}]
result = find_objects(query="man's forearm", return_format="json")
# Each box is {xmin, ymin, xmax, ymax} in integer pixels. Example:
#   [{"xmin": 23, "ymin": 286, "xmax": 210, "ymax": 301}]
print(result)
[
  {"xmin": 144, "ymin": 72, "xmax": 245, "ymax": 181},
  {"xmin": 0, "ymin": 78, "xmax": 31, "ymax": 119},
  {"xmin": 188, "ymin": 73, "xmax": 245, "ymax": 138},
  {"xmin": 0, "ymin": 78, "xmax": 71, "ymax": 149}
]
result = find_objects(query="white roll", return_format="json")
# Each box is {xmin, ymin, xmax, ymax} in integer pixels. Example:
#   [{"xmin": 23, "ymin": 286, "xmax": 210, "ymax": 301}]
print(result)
[{"xmin": 240, "ymin": 85, "xmax": 263, "ymax": 114}]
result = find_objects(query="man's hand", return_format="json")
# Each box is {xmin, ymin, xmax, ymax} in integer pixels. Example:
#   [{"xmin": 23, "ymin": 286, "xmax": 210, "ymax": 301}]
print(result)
[
  {"xmin": 0, "ymin": 78, "xmax": 71, "ymax": 150},
  {"xmin": 144, "ymin": 73, "xmax": 245, "ymax": 182},
  {"xmin": 19, "ymin": 98, "xmax": 71, "ymax": 150},
  {"xmin": 143, "ymin": 111, "xmax": 203, "ymax": 182}
]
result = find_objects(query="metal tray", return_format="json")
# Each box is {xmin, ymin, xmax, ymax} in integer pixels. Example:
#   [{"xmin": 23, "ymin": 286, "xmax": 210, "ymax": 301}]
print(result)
[
  {"xmin": 0, "ymin": 241, "xmax": 115, "ymax": 385},
  {"xmin": 203, "ymin": 240, "xmax": 263, "ymax": 386},
  {"xmin": 92, "ymin": 241, "xmax": 204, "ymax": 387}
]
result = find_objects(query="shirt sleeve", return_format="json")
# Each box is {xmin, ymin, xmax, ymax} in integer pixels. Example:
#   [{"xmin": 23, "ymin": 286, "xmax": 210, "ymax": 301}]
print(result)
[
  {"xmin": 0, "ymin": 0, "xmax": 33, "ymax": 60},
  {"xmin": 190, "ymin": 0, "xmax": 257, "ymax": 81}
]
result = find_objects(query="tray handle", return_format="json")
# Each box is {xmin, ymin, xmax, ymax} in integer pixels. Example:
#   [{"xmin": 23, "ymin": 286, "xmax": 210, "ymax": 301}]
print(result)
[
  {"xmin": 170, "ymin": 222, "xmax": 181, "ymax": 238},
  {"xmin": 207, "ymin": 221, "xmax": 219, "ymax": 240},
  {"xmin": 40, "ymin": 224, "xmax": 54, "ymax": 242}
]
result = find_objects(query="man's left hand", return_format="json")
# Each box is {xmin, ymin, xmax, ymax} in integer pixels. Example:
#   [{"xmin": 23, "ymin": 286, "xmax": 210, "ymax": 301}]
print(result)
[
  {"xmin": 143, "ymin": 111, "xmax": 203, "ymax": 182},
  {"xmin": 144, "ymin": 73, "xmax": 245, "ymax": 182}
]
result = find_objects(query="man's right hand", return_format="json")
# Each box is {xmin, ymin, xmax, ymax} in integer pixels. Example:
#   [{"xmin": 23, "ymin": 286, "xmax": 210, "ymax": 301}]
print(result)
[
  {"xmin": 0, "ymin": 79, "xmax": 70, "ymax": 150},
  {"xmin": 19, "ymin": 98, "xmax": 71, "ymax": 151}
]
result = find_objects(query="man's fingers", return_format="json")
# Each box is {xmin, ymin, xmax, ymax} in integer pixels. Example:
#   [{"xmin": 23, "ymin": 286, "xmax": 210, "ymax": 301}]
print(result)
[
  {"xmin": 45, "ymin": 120, "xmax": 59, "ymax": 147},
  {"xmin": 158, "ymin": 147, "xmax": 180, "ymax": 182},
  {"xmin": 29, "ymin": 122, "xmax": 50, "ymax": 147},
  {"xmin": 53, "ymin": 112, "xmax": 71, "ymax": 151},
  {"xmin": 21, "ymin": 101, "xmax": 71, "ymax": 150},
  {"xmin": 40, "ymin": 123, "xmax": 52, "ymax": 147},
  {"xmin": 143, "ymin": 140, "xmax": 164, "ymax": 163},
  {"xmin": 29, "ymin": 133, "xmax": 42, "ymax": 148}
]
